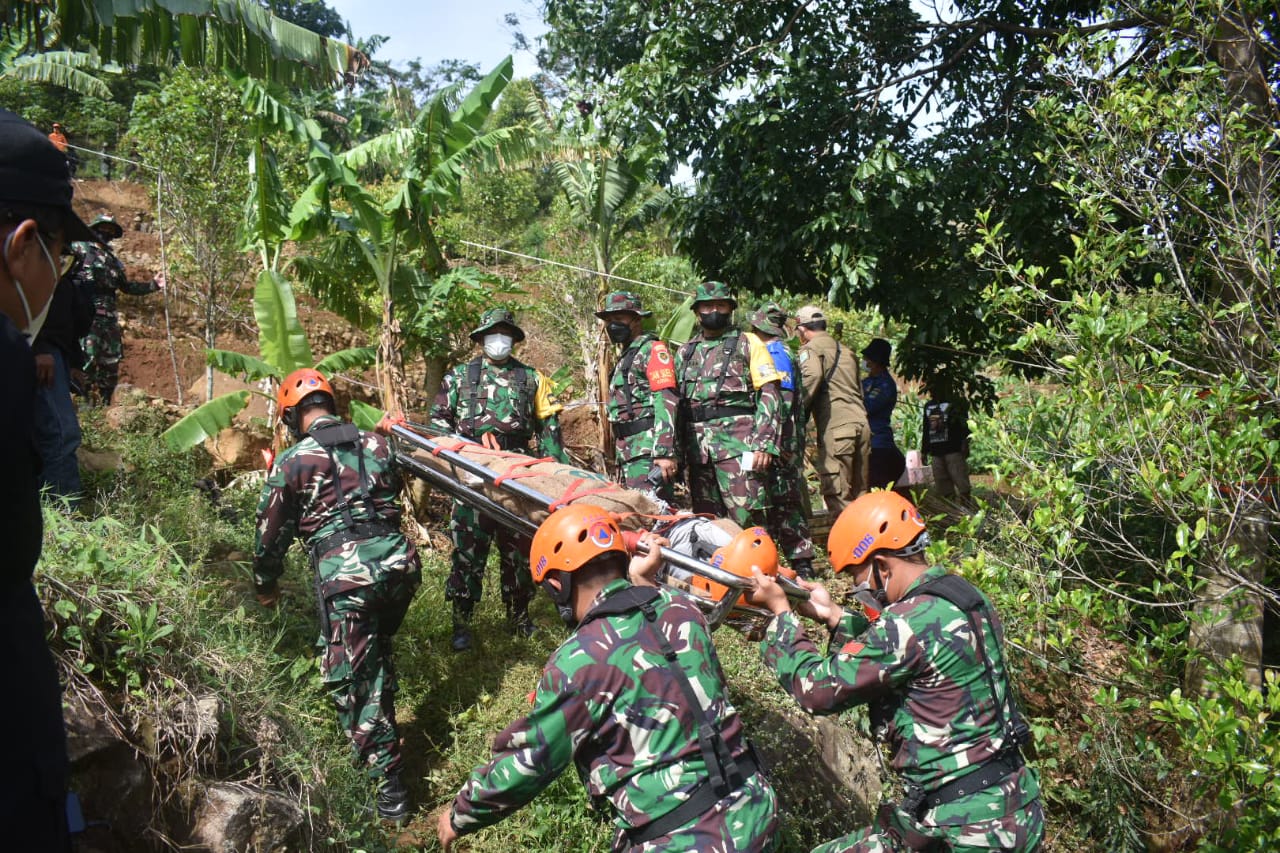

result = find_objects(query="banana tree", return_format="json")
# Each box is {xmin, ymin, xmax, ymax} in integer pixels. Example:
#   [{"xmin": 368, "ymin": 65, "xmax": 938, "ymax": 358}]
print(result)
[
  {"xmin": 0, "ymin": 30, "xmax": 113, "ymax": 99},
  {"xmin": 524, "ymin": 93, "xmax": 674, "ymax": 464},
  {"xmin": 0, "ymin": 0, "xmax": 367, "ymax": 88},
  {"xmin": 161, "ymin": 77, "xmax": 375, "ymax": 452},
  {"xmin": 289, "ymin": 56, "xmax": 533, "ymax": 415}
]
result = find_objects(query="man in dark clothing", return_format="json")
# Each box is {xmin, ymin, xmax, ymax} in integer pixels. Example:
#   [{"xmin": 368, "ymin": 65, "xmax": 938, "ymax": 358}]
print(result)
[
  {"xmin": 861, "ymin": 337, "xmax": 906, "ymax": 490},
  {"xmin": 32, "ymin": 270, "xmax": 92, "ymax": 506},
  {"xmin": 922, "ymin": 381, "xmax": 973, "ymax": 506},
  {"xmin": 0, "ymin": 106, "xmax": 100, "ymax": 853}
]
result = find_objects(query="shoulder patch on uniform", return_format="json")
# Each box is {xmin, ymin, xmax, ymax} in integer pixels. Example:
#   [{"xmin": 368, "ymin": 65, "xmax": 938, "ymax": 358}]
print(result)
[
  {"xmin": 646, "ymin": 341, "xmax": 677, "ymax": 391},
  {"xmin": 840, "ymin": 640, "xmax": 865, "ymax": 655},
  {"xmin": 798, "ymin": 349, "xmax": 810, "ymax": 364}
]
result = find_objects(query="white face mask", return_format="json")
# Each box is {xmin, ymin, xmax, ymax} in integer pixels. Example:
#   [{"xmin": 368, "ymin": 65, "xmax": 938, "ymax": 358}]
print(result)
[
  {"xmin": 483, "ymin": 332, "xmax": 514, "ymax": 361},
  {"xmin": 3, "ymin": 230, "xmax": 57, "ymax": 342}
]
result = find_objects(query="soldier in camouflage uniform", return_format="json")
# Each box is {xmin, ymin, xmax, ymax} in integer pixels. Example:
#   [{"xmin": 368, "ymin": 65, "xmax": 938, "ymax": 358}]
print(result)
[
  {"xmin": 254, "ymin": 369, "xmax": 422, "ymax": 823},
  {"xmin": 596, "ymin": 291, "xmax": 679, "ymax": 502},
  {"xmin": 437, "ymin": 504, "xmax": 778, "ymax": 852},
  {"xmin": 750, "ymin": 491, "xmax": 1043, "ymax": 852},
  {"xmin": 675, "ymin": 281, "xmax": 784, "ymax": 530},
  {"xmin": 71, "ymin": 214, "xmax": 164, "ymax": 405},
  {"xmin": 430, "ymin": 307, "xmax": 569, "ymax": 651},
  {"xmin": 747, "ymin": 304, "xmax": 816, "ymax": 578}
]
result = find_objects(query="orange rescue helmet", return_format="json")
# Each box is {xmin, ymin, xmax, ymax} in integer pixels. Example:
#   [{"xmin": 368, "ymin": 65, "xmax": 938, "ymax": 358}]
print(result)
[
  {"xmin": 277, "ymin": 368, "xmax": 334, "ymax": 415},
  {"xmin": 690, "ymin": 526, "xmax": 778, "ymax": 607},
  {"xmin": 827, "ymin": 491, "xmax": 929, "ymax": 573},
  {"xmin": 530, "ymin": 504, "xmax": 628, "ymax": 583}
]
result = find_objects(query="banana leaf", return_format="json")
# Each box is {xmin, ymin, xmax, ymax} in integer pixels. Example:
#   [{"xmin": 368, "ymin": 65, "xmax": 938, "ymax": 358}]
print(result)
[
  {"xmin": 314, "ymin": 346, "xmax": 377, "ymax": 375},
  {"xmin": 162, "ymin": 390, "xmax": 252, "ymax": 451},
  {"xmin": 206, "ymin": 349, "xmax": 278, "ymax": 382}
]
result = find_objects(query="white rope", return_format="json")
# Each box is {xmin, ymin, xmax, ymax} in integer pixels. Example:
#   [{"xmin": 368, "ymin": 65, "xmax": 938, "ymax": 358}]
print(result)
[
  {"xmin": 64, "ymin": 142, "xmax": 158, "ymax": 171},
  {"xmin": 457, "ymin": 240, "xmax": 692, "ymax": 297}
]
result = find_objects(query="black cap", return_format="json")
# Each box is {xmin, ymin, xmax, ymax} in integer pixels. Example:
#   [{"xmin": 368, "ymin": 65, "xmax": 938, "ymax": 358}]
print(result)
[
  {"xmin": 0, "ymin": 109, "xmax": 97, "ymax": 243},
  {"xmin": 862, "ymin": 337, "xmax": 892, "ymax": 365}
]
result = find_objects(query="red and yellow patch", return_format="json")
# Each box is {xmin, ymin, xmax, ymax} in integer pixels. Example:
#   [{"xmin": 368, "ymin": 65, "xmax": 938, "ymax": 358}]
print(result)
[
  {"xmin": 840, "ymin": 640, "xmax": 865, "ymax": 655},
  {"xmin": 646, "ymin": 341, "xmax": 676, "ymax": 390}
]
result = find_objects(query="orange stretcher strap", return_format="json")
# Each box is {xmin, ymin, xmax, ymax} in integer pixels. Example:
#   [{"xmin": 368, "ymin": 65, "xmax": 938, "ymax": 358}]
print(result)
[
  {"xmin": 494, "ymin": 457, "xmax": 556, "ymax": 485},
  {"xmin": 548, "ymin": 478, "xmax": 624, "ymax": 511}
]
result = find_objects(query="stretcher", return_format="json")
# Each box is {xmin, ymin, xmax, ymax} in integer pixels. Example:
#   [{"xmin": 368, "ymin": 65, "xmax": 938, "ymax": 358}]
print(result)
[{"xmin": 389, "ymin": 422, "xmax": 809, "ymax": 631}]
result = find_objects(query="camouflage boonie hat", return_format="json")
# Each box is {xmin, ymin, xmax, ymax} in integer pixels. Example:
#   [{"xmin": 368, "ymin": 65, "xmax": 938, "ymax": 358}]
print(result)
[
  {"xmin": 595, "ymin": 291, "xmax": 651, "ymax": 318},
  {"xmin": 89, "ymin": 213, "xmax": 123, "ymax": 240},
  {"xmin": 763, "ymin": 301, "xmax": 788, "ymax": 329},
  {"xmin": 748, "ymin": 306, "xmax": 785, "ymax": 338},
  {"xmin": 470, "ymin": 307, "xmax": 526, "ymax": 342},
  {"xmin": 692, "ymin": 280, "xmax": 736, "ymax": 308}
]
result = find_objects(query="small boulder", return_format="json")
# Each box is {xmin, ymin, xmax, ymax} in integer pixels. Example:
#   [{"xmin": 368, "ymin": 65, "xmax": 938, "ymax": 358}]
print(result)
[{"xmin": 189, "ymin": 782, "xmax": 304, "ymax": 852}]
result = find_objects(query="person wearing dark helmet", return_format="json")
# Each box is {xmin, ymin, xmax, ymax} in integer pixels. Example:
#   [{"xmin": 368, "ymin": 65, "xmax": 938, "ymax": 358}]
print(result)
[
  {"xmin": 253, "ymin": 368, "xmax": 422, "ymax": 823},
  {"xmin": 861, "ymin": 337, "xmax": 907, "ymax": 490},
  {"xmin": 70, "ymin": 212, "xmax": 165, "ymax": 405},
  {"xmin": 750, "ymin": 491, "xmax": 1043, "ymax": 852},
  {"xmin": 0, "ymin": 107, "xmax": 101, "ymax": 852},
  {"xmin": 438, "ymin": 504, "xmax": 779, "ymax": 852}
]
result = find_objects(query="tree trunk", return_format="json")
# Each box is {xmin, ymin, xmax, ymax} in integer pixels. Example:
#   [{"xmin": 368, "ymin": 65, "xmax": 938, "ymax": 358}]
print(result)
[
  {"xmin": 423, "ymin": 354, "xmax": 448, "ymax": 415},
  {"xmin": 378, "ymin": 296, "xmax": 405, "ymax": 416},
  {"xmin": 1183, "ymin": 9, "xmax": 1280, "ymax": 696},
  {"xmin": 204, "ymin": 297, "xmax": 216, "ymax": 402}
]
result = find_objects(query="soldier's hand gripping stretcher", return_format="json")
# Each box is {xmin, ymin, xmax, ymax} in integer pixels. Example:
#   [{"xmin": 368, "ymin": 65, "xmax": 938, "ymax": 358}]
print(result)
[{"xmin": 385, "ymin": 420, "xmax": 809, "ymax": 632}]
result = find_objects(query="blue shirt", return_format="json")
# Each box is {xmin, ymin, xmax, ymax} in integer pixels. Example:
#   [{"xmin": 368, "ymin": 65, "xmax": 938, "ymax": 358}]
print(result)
[
  {"xmin": 862, "ymin": 372, "xmax": 898, "ymax": 449},
  {"xmin": 766, "ymin": 340, "xmax": 796, "ymax": 392}
]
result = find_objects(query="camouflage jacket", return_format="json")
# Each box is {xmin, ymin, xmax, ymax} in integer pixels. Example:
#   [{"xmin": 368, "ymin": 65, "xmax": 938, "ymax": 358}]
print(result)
[
  {"xmin": 760, "ymin": 566, "xmax": 1034, "ymax": 802},
  {"xmin": 69, "ymin": 241, "xmax": 158, "ymax": 321},
  {"xmin": 607, "ymin": 333, "xmax": 679, "ymax": 463},
  {"xmin": 451, "ymin": 579, "xmax": 763, "ymax": 843},
  {"xmin": 675, "ymin": 329, "xmax": 783, "ymax": 463},
  {"xmin": 254, "ymin": 415, "xmax": 419, "ymax": 599},
  {"xmin": 430, "ymin": 356, "xmax": 568, "ymax": 462}
]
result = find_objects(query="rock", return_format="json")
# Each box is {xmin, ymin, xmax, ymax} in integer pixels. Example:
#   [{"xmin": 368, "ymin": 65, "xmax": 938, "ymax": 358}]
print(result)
[
  {"xmin": 185, "ymin": 371, "xmax": 273, "ymax": 423},
  {"xmin": 189, "ymin": 782, "xmax": 304, "ymax": 852},
  {"xmin": 78, "ymin": 446, "xmax": 126, "ymax": 473},
  {"xmin": 204, "ymin": 425, "xmax": 272, "ymax": 471},
  {"xmin": 64, "ymin": 693, "xmax": 154, "ymax": 848}
]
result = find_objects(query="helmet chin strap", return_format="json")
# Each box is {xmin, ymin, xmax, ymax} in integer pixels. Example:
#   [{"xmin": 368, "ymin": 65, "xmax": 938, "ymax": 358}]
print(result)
[
  {"xmin": 281, "ymin": 406, "xmax": 302, "ymax": 440},
  {"xmin": 871, "ymin": 557, "xmax": 890, "ymax": 607},
  {"xmin": 542, "ymin": 571, "xmax": 577, "ymax": 628}
]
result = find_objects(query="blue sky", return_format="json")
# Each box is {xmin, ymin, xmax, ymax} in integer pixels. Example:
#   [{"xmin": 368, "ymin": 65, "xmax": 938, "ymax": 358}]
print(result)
[{"xmin": 327, "ymin": 0, "xmax": 547, "ymax": 80}]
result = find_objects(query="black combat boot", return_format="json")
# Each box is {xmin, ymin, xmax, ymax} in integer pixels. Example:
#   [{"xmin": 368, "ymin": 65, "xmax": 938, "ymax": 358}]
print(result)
[
  {"xmin": 376, "ymin": 772, "xmax": 410, "ymax": 824},
  {"xmin": 507, "ymin": 607, "xmax": 536, "ymax": 639},
  {"xmin": 451, "ymin": 622, "xmax": 472, "ymax": 652},
  {"xmin": 791, "ymin": 558, "xmax": 815, "ymax": 580}
]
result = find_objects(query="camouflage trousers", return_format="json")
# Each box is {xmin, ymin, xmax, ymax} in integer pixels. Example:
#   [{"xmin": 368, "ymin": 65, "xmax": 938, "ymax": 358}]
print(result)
[
  {"xmin": 447, "ymin": 501, "xmax": 534, "ymax": 623},
  {"xmin": 625, "ymin": 771, "xmax": 779, "ymax": 853},
  {"xmin": 82, "ymin": 315, "xmax": 123, "ymax": 405},
  {"xmin": 322, "ymin": 571, "xmax": 419, "ymax": 780},
  {"xmin": 617, "ymin": 455, "xmax": 676, "ymax": 504},
  {"xmin": 813, "ymin": 768, "xmax": 1044, "ymax": 853},
  {"xmin": 688, "ymin": 457, "xmax": 770, "ymax": 530},
  {"xmin": 765, "ymin": 456, "xmax": 815, "ymax": 564}
]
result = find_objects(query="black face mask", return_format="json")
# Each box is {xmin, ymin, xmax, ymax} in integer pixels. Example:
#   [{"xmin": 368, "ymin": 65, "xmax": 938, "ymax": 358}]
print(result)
[
  {"xmin": 698, "ymin": 310, "xmax": 731, "ymax": 331},
  {"xmin": 606, "ymin": 322, "xmax": 633, "ymax": 344}
]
